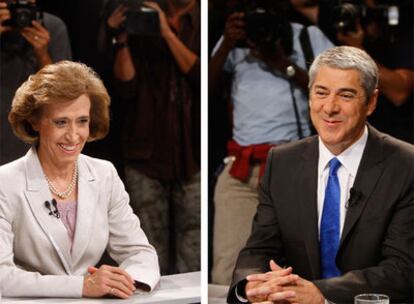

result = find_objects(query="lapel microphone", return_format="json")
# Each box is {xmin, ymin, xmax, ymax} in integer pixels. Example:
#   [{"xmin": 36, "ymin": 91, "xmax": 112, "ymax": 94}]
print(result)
[
  {"xmin": 346, "ymin": 188, "xmax": 363, "ymax": 209},
  {"xmin": 44, "ymin": 199, "xmax": 60, "ymax": 218}
]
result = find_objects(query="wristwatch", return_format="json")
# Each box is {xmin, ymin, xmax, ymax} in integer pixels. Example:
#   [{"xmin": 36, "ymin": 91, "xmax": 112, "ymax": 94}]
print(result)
[
  {"xmin": 114, "ymin": 41, "xmax": 128, "ymax": 50},
  {"xmin": 286, "ymin": 65, "xmax": 296, "ymax": 78},
  {"xmin": 112, "ymin": 37, "xmax": 128, "ymax": 50}
]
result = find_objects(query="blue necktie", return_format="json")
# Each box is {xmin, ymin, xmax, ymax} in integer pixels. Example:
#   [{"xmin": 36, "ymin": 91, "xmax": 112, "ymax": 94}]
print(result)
[{"xmin": 320, "ymin": 157, "xmax": 342, "ymax": 278}]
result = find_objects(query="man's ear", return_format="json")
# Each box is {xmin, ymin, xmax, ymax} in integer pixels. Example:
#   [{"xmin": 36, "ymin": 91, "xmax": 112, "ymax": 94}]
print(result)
[{"xmin": 366, "ymin": 88, "xmax": 378, "ymax": 117}]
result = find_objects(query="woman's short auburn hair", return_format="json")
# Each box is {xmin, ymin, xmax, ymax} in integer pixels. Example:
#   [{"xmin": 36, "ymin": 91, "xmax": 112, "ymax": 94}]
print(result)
[{"xmin": 8, "ymin": 60, "xmax": 111, "ymax": 144}]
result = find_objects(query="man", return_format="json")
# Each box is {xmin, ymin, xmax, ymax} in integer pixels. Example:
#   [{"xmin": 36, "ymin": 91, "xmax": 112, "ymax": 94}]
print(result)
[
  {"xmin": 210, "ymin": 0, "xmax": 333, "ymax": 285},
  {"xmin": 0, "ymin": 0, "xmax": 72, "ymax": 164},
  {"xmin": 289, "ymin": 0, "xmax": 414, "ymax": 144},
  {"xmin": 228, "ymin": 46, "xmax": 414, "ymax": 303},
  {"xmin": 106, "ymin": 0, "xmax": 200, "ymax": 274},
  {"xmin": 335, "ymin": 3, "xmax": 414, "ymax": 145}
]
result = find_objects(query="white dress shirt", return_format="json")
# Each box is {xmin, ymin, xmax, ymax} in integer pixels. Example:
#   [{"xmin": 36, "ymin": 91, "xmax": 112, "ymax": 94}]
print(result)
[{"xmin": 317, "ymin": 126, "xmax": 368, "ymax": 238}]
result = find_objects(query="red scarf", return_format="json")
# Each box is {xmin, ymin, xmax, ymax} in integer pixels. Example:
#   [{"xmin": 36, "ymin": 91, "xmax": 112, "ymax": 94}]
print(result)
[{"xmin": 227, "ymin": 140, "xmax": 275, "ymax": 182}]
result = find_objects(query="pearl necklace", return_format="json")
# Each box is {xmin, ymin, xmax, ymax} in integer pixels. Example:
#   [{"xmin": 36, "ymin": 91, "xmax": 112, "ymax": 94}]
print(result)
[{"xmin": 44, "ymin": 163, "xmax": 78, "ymax": 199}]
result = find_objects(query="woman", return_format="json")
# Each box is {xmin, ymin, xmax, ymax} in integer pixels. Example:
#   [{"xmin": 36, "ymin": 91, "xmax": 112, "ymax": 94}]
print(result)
[{"xmin": 0, "ymin": 61, "xmax": 160, "ymax": 298}]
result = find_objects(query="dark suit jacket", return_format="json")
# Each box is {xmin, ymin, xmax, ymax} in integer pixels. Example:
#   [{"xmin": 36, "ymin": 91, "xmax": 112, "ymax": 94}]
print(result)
[{"xmin": 228, "ymin": 125, "xmax": 414, "ymax": 303}]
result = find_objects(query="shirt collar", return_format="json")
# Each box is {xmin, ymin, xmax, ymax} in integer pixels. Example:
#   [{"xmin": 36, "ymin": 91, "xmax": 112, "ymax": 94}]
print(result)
[{"xmin": 318, "ymin": 125, "xmax": 368, "ymax": 177}]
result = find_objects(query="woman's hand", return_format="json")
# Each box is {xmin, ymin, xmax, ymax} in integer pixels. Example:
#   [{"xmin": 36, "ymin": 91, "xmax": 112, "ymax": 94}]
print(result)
[
  {"xmin": 143, "ymin": 1, "xmax": 173, "ymax": 39},
  {"xmin": 83, "ymin": 265, "xmax": 136, "ymax": 299},
  {"xmin": 107, "ymin": 4, "xmax": 127, "ymax": 29},
  {"xmin": 20, "ymin": 20, "xmax": 52, "ymax": 67},
  {"xmin": 20, "ymin": 20, "xmax": 50, "ymax": 54}
]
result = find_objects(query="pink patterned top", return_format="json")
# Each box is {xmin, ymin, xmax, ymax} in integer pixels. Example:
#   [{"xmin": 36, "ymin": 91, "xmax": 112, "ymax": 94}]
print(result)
[{"xmin": 56, "ymin": 201, "xmax": 77, "ymax": 251}]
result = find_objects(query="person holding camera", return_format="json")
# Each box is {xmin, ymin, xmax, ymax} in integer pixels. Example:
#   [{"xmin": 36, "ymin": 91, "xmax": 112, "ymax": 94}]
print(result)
[
  {"xmin": 289, "ymin": 0, "xmax": 414, "ymax": 144},
  {"xmin": 0, "ymin": 1, "xmax": 52, "ymax": 67},
  {"xmin": 98, "ymin": 0, "xmax": 200, "ymax": 275},
  {"xmin": 334, "ymin": 1, "xmax": 414, "ymax": 144},
  {"xmin": 0, "ymin": 0, "xmax": 72, "ymax": 165},
  {"xmin": 209, "ymin": 0, "xmax": 333, "ymax": 285}
]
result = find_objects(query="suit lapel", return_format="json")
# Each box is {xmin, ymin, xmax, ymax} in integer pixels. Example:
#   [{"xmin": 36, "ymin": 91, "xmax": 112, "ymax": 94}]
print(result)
[
  {"xmin": 340, "ymin": 126, "xmax": 385, "ymax": 247},
  {"xmin": 24, "ymin": 148, "xmax": 73, "ymax": 274},
  {"xmin": 297, "ymin": 137, "xmax": 321, "ymax": 279},
  {"xmin": 71, "ymin": 155, "xmax": 99, "ymax": 266}
]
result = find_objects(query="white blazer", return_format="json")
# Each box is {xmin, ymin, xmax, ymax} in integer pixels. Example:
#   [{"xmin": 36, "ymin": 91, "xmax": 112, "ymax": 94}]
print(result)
[{"xmin": 0, "ymin": 147, "xmax": 160, "ymax": 297}]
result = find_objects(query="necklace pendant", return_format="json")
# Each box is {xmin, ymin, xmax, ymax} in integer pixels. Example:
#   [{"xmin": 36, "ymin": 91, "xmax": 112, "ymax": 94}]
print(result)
[{"xmin": 57, "ymin": 193, "xmax": 68, "ymax": 199}]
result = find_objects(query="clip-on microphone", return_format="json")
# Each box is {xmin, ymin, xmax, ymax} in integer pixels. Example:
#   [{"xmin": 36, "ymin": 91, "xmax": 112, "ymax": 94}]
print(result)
[
  {"xmin": 44, "ymin": 199, "xmax": 60, "ymax": 218},
  {"xmin": 346, "ymin": 188, "xmax": 363, "ymax": 209}
]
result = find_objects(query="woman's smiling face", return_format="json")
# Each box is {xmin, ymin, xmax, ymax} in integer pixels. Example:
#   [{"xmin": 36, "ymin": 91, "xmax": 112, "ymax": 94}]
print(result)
[{"xmin": 33, "ymin": 94, "xmax": 91, "ymax": 167}]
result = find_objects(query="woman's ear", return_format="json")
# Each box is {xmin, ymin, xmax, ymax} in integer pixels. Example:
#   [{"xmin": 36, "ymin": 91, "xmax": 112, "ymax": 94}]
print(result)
[{"xmin": 28, "ymin": 117, "xmax": 39, "ymax": 132}]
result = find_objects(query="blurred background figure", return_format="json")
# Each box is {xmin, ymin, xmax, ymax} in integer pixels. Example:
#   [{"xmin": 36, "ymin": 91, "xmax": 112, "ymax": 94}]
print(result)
[
  {"xmin": 0, "ymin": 0, "xmax": 72, "ymax": 165},
  {"xmin": 209, "ymin": 0, "xmax": 333, "ymax": 285},
  {"xmin": 289, "ymin": 0, "xmax": 414, "ymax": 143},
  {"xmin": 98, "ymin": 0, "xmax": 200, "ymax": 275}
]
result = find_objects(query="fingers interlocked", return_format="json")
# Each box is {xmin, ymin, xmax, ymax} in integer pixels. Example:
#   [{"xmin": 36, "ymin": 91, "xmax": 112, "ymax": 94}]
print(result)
[
  {"xmin": 247, "ymin": 274, "xmax": 298, "ymax": 298},
  {"xmin": 245, "ymin": 262, "xmax": 300, "ymax": 304}
]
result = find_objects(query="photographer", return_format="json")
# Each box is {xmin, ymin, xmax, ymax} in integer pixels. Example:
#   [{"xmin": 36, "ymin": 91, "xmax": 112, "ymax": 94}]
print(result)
[
  {"xmin": 0, "ymin": 0, "xmax": 72, "ymax": 164},
  {"xmin": 100, "ymin": 0, "xmax": 200, "ymax": 275},
  {"xmin": 290, "ymin": 0, "xmax": 414, "ymax": 143},
  {"xmin": 209, "ymin": 0, "xmax": 333, "ymax": 285},
  {"xmin": 334, "ymin": 0, "xmax": 414, "ymax": 143}
]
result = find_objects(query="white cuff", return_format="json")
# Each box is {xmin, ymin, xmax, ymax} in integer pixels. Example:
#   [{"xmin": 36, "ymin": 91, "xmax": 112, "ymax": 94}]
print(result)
[{"xmin": 235, "ymin": 284, "xmax": 249, "ymax": 303}]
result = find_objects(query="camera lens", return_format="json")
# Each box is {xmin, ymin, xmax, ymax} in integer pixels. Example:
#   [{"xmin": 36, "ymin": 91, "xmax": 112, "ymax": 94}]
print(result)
[
  {"xmin": 15, "ymin": 8, "xmax": 33, "ymax": 27},
  {"xmin": 332, "ymin": 3, "xmax": 360, "ymax": 33},
  {"xmin": 245, "ymin": 7, "xmax": 282, "ymax": 52}
]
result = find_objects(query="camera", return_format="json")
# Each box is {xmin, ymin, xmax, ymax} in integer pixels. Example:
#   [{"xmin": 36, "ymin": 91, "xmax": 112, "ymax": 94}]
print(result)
[
  {"xmin": 332, "ymin": 0, "xmax": 399, "ymax": 33},
  {"xmin": 5, "ymin": 0, "xmax": 42, "ymax": 28},
  {"xmin": 238, "ymin": 0, "xmax": 290, "ymax": 55},
  {"xmin": 120, "ymin": 0, "xmax": 160, "ymax": 36},
  {"xmin": 245, "ymin": 7, "xmax": 282, "ymax": 53}
]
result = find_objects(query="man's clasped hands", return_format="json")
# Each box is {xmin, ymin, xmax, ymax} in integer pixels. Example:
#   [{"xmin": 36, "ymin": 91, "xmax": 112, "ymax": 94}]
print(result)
[{"xmin": 245, "ymin": 260, "xmax": 324, "ymax": 304}]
